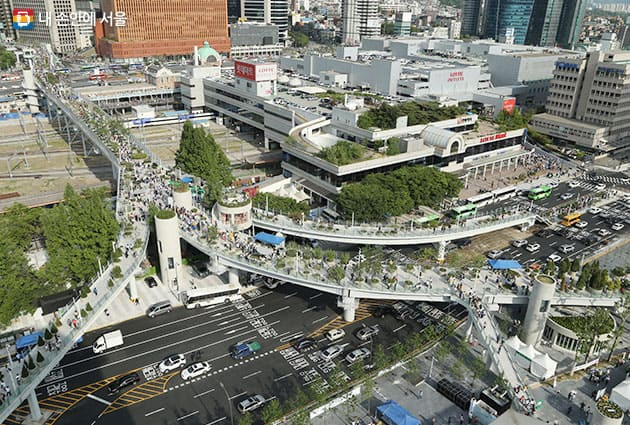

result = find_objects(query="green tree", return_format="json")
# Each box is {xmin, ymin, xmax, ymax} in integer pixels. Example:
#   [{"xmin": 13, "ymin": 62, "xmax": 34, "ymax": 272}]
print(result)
[
  {"xmin": 289, "ymin": 31, "xmax": 309, "ymax": 47},
  {"xmin": 381, "ymin": 21, "xmax": 395, "ymax": 35},
  {"xmin": 237, "ymin": 412, "xmax": 253, "ymax": 425},
  {"xmin": 350, "ymin": 359, "xmax": 366, "ymax": 380},
  {"xmin": 328, "ymin": 265, "xmax": 345, "ymax": 283},
  {"xmin": 373, "ymin": 344, "xmax": 389, "ymax": 370},
  {"xmin": 21, "ymin": 364, "xmax": 29, "ymax": 379},
  {"xmin": 450, "ymin": 359, "xmax": 465, "ymax": 381},
  {"xmin": 546, "ymin": 260, "xmax": 556, "ymax": 275},
  {"xmin": 27, "ymin": 355, "xmax": 36, "ymax": 370},
  {"xmin": 0, "ymin": 46, "xmax": 17, "ymax": 70},
  {"xmin": 174, "ymin": 121, "xmax": 232, "ymax": 203},
  {"xmin": 470, "ymin": 357, "xmax": 486, "ymax": 387},
  {"xmin": 316, "ymin": 141, "xmax": 365, "ymax": 165},
  {"xmin": 391, "ymin": 341, "xmax": 406, "ymax": 362},
  {"xmin": 36, "ymin": 351, "xmax": 44, "ymax": 363},
  {"xmin": 434, "ymin": 341, "xmax": 450, "ymax": 362},
  {"xmin": 608, "ymin": 294, "xmax": 630, "ymax": 361},
  {"xmin": 291, "ymin": 410, "xmax": 311, "ymax": 425},
  {"xmin": 261, "ymin": 398, "xmax": 283, "ymax": 423}
]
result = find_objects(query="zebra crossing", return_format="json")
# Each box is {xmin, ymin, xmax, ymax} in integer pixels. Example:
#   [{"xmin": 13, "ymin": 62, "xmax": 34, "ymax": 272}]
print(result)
[{"xmin": 580, "ymin": 174, "xmax": 630, "ymax": 188}]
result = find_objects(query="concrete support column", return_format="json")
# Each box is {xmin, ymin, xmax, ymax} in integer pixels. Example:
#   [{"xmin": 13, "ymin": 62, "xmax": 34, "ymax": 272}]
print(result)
[
  {"xmin": 127, "ymin": 277, "xmax": 138, "ymax": 302},
  {"xmin": 436, "ymin": 240, "xmax": 449, "ymax": 264},
  {"xmin": 474, "ymin": 167, "xmax": 479, "ymax": 178},
  {"xmin": 228, "ymin": 269, "xmax": 239, "ymax": 285},
  {"xmin": 155, "ymin": 212, "xmax": 183, "ymax": 296},
  {"xmin": 491, "ymin": 162, "xmax": 496, "ymax": 174},
  {"xmin": 483, "ymin": 164, "xmax": 487, "ymax": 177},
  {"xmin": 338, "ymin": 294, "xmax": 359, "ymax": 322},
  {"xmin": 27, "ymin": 389, "xmax": 42, "ymax": 421},
  {"xmin": 264, "ymin": 136, "xmax": 270, "ymax": 150},
  {"xmin": 522, "ymin": 275, "xmax": 556, "ymax": 346},
  {"xmin": 464, "ymin": 315, "xmax": 474, "ymax": 341}
]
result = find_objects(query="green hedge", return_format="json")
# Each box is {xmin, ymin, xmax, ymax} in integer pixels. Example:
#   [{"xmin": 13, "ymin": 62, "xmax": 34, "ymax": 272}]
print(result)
[
  {"xmin": 156, "ymin": 209, "xmax": 176, "ymax": 220},
  {"xmin": 316, "ymin": 141, "xmax": 366, "ymax": 165}
]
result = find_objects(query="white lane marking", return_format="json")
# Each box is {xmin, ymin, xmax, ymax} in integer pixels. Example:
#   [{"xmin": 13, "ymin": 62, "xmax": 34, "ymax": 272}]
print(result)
[
  {"xmin": 549, "ymin": 241, "xmax": 557, "ymax": 246},
  {"xmin": 177, "ymin": 411, "xmax": 199, "ymax": 421},
  {"xmin": 302, "ymin": 306, "xmax": 318, "ymax": 313},
  {"xmin": 229, "ymin": 391, "xmax": 247, "ymax": 400},
  {"xmin": 207, "ymin": 417, "xmax": 227, "ymax": 425},
  {"xmin": 312, "ymin": 316, "xmax": 329, "ymax": 324},
  {"xmin": 86, "ymin": 394, "xmax": 112, "ymax": 405},
  {"xmin": 274, "ymin": 373, "xmax": 293, "ymax": 382},
  {"xmin": 280, "ymin": 332, "xmax": 303, "ymax": 343},
  {"xmin": 225, "ymin": 326, "xmax": 248, "ymax": 335},
  {"xmin": 144, "ymin": 408, "xmax": 165, "ymax": 416},
  {"xmin": 309, "ymin": 293, "xmax": 323, "ymax": 300},
  {"xmin": 194, "ymin": 388, "xmax": 216, "ymax": 398},
  {"xmin": 284, "ymin": 292, "xmax": 298, "ymax": 299},
  {"xmin": 393, "ymin": 324, "xmax": 407, "ymax": 333},
  {"xmin": 242, "ymin": 370, "xmax": 262, "ymax": 380}
]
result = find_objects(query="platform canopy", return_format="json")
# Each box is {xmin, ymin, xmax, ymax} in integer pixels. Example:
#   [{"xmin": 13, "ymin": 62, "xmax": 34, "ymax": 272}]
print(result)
[
  {"xmin": 377, "ymin": 400, "xmax": 420, "ymax": 425},
  {"xmin": 254, "ymin": 232, "xmax": 285, "ymax": 246},
  {"xmin": 488, "ymin": 259, "xmax": 522, "ymax": 269}
]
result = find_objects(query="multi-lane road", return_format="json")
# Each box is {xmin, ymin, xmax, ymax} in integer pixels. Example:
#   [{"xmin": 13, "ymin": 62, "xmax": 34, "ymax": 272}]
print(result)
[{"xmin": 8, "ymin": 286, "xmax": 466, "ymax": 425}]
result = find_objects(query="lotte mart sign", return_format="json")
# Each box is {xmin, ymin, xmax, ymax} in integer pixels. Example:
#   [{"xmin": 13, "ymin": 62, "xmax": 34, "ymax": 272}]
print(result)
[{"xmin": 234, "ymin": 60, "xmax": 277, "ymax": 82}]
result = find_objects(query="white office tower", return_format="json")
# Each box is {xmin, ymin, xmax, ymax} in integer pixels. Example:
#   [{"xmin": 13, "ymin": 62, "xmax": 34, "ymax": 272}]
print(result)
[
  {"xmin": 241, "ymin": 0, "xmax": 289, "ymax": 43},
  {"xmin": 341, "ymin": 0, "xmax": 379, "ymax": 45},
  {"xmin": 11, "ymin": 0, "xmax": 88, "ymax": 53}
]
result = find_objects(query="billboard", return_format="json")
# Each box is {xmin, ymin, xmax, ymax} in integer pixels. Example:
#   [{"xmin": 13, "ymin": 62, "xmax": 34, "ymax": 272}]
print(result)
[
  {"xmin": 502, "ymin": 98, "xmax": 516, "ymax": 114},
  {"xmin": 234, "ymin": 60, "xmax": 277, "ymax": 82}
]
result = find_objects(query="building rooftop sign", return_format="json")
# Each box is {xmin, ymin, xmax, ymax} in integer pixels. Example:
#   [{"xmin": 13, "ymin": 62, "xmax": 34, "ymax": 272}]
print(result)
[{"xmin": 234, "ymin": 60, "xmax": 277, "ymax": 82}]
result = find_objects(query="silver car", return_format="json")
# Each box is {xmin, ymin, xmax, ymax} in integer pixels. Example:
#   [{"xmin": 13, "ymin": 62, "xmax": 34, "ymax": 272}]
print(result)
[
  {"xmin": 237, "ymin": 394, "xmax": 266, "ymax": 413},
  {"xmin": 345, "ymin": 348, "xmax": 371, "ymax": 364}
]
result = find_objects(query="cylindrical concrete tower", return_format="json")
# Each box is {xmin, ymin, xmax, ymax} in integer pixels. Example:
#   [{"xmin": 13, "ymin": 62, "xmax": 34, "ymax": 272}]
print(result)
[
  {"xmin": 212, "ymin": 192, "xmax": 252, "ymax": 232},
  {"xmin": 522, "ymin": 275, "xmax": 556, "ymax": 345},
  {"xmin": 155, "ymin": 210, "xmax": 184, "ymax": 296},
  {"xmin": 173, "ymin": 185, "xmax": 193, "ymax": 210},
  {"xmin": 592, "ymin": 400, "xmax": 623, "ymax": 425}
]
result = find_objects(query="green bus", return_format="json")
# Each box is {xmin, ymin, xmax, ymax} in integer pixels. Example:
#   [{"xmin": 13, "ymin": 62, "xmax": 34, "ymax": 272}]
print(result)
[
  {"xmin": 415, "ymin": 213, "xmax": 440, "ymax": 226},
  {"xmin": 528, "ymin": 185, "xmax": 552, "ymax": 200},
  {"xmin": 450, "ymin": 204, "xmax": 477, "ymax": 220}
]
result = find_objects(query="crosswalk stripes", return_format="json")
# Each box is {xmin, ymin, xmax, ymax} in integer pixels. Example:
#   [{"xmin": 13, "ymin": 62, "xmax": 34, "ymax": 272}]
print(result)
[
  {"xmin": 101, "ymin": 372, "xmax": 176, "ymax": 415},
  {"xmin": 580, "ymin": 175, "xmax": 630, "ymax": 187}
]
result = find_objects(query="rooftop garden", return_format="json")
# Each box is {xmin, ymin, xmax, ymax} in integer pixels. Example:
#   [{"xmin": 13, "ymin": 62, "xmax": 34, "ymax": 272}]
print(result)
[
  {"xmin": 316, "ymin": 140, "xmax": 370, "ymax": 165},
  {"xmin": 596, "ymin": 397, "xmax": 623, "ymax": 419},
  {"xmin": 156, "ymin": 209, "xmax": 176, "ymax": 220},
  {"xmin": 252, "ymin": 192, "xmax": 310, "ymax": 220},
  {"xmin": 551, "ymin": 313, "xmax": 614, "ymax": 335},
  {"xmin": 357, "ymin": 101, "xmax": 467, "ymax": 130}
]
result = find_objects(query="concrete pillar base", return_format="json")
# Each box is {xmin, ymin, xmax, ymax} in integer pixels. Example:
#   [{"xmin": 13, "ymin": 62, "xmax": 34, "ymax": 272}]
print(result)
[
  {"xmin": 128, "ymin": 278, "xmax": 138, "ymax": 302},
  {"xmin": 338, "ymin": 296, "xmax": 359, "ymax": 322},
  {"xmin": 27, "ymin": 389, "xmax": 43, "ymax": 421},
  {"xmin": 436, "ymin": 240, "xmax": 449, "ymax": 264},
  {"xmin": 228, "ymin": 269, "xmax": 239, "ymax": 285},
  {"xmin": 464, "ymin": 315, "xmax": 474, "ymax": 340}
]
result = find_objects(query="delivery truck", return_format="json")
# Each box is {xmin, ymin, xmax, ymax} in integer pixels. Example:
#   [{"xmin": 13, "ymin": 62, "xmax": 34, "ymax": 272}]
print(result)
[{"xmin": 92, "ymin": 330, "xmax": 123, "ymax": 354}]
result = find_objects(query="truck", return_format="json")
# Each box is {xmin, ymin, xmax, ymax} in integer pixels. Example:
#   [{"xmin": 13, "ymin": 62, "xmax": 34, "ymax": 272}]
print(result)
[
  {"xmin": 92, "ymin": 330, "xmax": 123, "ymax": 354},
  {"xmin": 230, "ymin": 341, "xmax": 261, "ymax": 359}
]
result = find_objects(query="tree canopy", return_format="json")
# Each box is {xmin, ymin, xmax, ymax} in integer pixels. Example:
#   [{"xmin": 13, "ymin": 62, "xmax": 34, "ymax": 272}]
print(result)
[
  {"xmin": 252, "ymin": 192, "xmax": 310, "ymax": 218},
  {"xmin": 316, "ymin": 141, "xmax": 366, "ymax": 165},
  {"xmin": 0, "ymin": 46, "xmax": 16, "ymax": 70},
  {"xmin": 337, "ymin": 165, "xmax": 463, "ymax": 221},
  {"xmin": 495, "ymin": 109, "xmax": 531, "ymax": 131},
  {"xmin": 357, "ymin": 101, "xmax": 466, "ymax": 130},
  {"xmin": 289, "ymin": 31, "xmax": 309, "ymax": 48},
  {"xmin": 175, "ymin": 121, "xmax": 232, "ymax": 203}
]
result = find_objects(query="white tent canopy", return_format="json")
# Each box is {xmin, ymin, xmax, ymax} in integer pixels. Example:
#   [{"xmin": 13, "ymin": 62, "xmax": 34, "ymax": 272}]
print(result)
[
  {"xmin": 515, "ymin": 344, "xmax": 540, "ymax": 369},
  {"xmin": 611, "ymin": 379, "xmax": 630, "ymax": 411},
  {"xmin": 505, "ymin": 336, "xmax": 525, "ymax": 353},
  {"xmin": 530, "ymin": 353, "xmax": 557, "ymax": 380}
]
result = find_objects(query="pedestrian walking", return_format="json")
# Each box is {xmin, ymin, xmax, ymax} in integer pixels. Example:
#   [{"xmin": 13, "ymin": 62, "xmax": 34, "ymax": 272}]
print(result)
[
  {"xmin": 418, "ymin": 390, "xmax": 423, "ymax": 399},
  {"xmin": 93, "ymin": 287, "xmax": 98, "ymax": 296},
  {"xmin": 460, "ymin": 414, "xmax": 465, "ymax": 425},
  {"xmin": 567, "ymin": 405, "xmax": 572, "ymax": 415}
]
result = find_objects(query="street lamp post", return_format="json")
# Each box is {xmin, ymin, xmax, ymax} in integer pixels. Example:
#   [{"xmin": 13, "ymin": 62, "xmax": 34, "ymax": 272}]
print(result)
[{"xmin": 219, "ymin": 381, "xmax": 234, "ymax": 425}]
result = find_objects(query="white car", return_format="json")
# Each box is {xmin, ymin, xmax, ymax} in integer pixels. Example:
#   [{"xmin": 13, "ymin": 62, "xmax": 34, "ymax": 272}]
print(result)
[
  {"xmin": 598, "ymin": 228, "xmax": 611, "ymax": 237},
  {"xmin": 548, "ymin": 181, "xmax": 559, "ymax": 188},
  {"xmin": 345, "ymin": 348, "xmax": 371, "ymax": 364},
  {"xmin": 325, "ymin": 329, "xmax": 345, "ymax": 342},
  {"xmin": 158, "ymin": 354, "xmax": 186, "ymax": 373},
  {"xmin": 237, "ymin": 394, "xmax": 266, "ymax": 413},
  {"xmin": 588, "ymin": 207, "xmax": 602, "ymax": 215},
  {"xmin": 560, "ymin": 193, "xmax": 575, "ymax": 200},
  {"xmin": 548, "ymin": 253, "xmax": 562, "ymax": 263},
  {"xmin": 486, "ymin": 250, "xmax": 503, "ymax": 259},
  {"xmin": 512, "ymin": 239, "xmax": 528, "ymax": 248},
  {"xmin": 595, "ymin": 183, "xmax": 606, "ymax": 191},
  {"xmin": 320, "ymin": 345, "xmax": 344, "ymax": 361},
  {"xmin": 558, "ymin": 244, "xmax": 575, "ymax": 254},
  {"xmin": 568, "ymin": 181, "xmax": 580, "ymax": 188},
  {"xmin": 612, "ymin": 223, "xmax": 625, "ymax": 231},
  {"xmin": 355, "ymin": 325, "xmax": 379, "ymax": 341},
  {"xmin": 181, "ymin": 361, "xmax": 211, "ymax": 380},
  {"xmin": 574, "ymin": 221, "xmax": 588, "ymax": 229},
  {"xmin": 526, "ymin": 243, "xmax": 541, "ymax": 253}
]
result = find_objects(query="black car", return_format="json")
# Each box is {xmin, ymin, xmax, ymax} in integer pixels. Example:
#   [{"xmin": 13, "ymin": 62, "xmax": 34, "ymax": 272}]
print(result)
[
  {"xmin": 108, "ymin": 372, "xmax": 140, "ymax": 394},
  {"xmin": 373, "ymin": 305, "xmax": 395, "ymax": 318},
  {"xmin": 293, "ymin": 337, "xmax": 316, "ymax": 351},
  {"xmin": 454, "ymin": 238, "xmax": 472, "ymax": 248},
  {"xmin": 535, "ymin": 229, "xmax": 552, "ymax": 238},
  {"xmin": 192, "ymin": 263, "xmax": 210, "ymax": 278},
  {"xmin": 144, "ymin": 276, "xmax": 157, "ymax": 288}
]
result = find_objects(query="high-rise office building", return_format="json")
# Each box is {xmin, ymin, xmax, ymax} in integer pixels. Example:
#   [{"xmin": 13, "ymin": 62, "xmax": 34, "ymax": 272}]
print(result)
[
  {"xmin": 341, "ymin": 0, "xmax": 379, "ymax": 45},
  {"xmin": 531, "ymin": 51, "xmax": 630, "ymax": 149},
  {"xmin": 0, "ymin": 0, "xmax": 15, "ymax": 41},
  {"xmin": 393, "ymin": 12, "xmax": 411, "ymax": 36},
  {"xmin": 484, "ymin": 0, "xmax": 535, "ymax": 45},
  {"xmin": 228, "ymin": 0, "xmax": 241, "ymax": 23},
  {"xmin": 461, "ymin": 0, "xmax": 486, "ymax": 37},
  {"xmin": 556, "ymin": 0, "xmax": 587, "ymax": 49},
  {"xmin": 97, "ymin": 0, "xmax": 230, "ymax": 59},
  {"xmin": 240, "ymin": 0, "xmax": 289, "ymax": 43},
  {"xmin": 12, "ymin": 0, "xmax": 89, "ymax": 53},
  {"xmin": 526, "ymin": 0, "xmax": 586, "ymax": 47}
]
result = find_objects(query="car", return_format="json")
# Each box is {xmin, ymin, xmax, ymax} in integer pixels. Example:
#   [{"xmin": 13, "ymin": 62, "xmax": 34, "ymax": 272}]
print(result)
[
  {"xmin": 455, "ymin": 238, "xmax": 472, "ymax": 248},
  {"xmin": 560, "ymin": 193, "xmax": 575, "ymax": 200},
  {"xmin": 548, "ymin": 253, "xmax": 562, "ymax": 263},
  {"xmin": 192, "ymin": 263, "xmax": 210, "ymax": 278},
  {"xmin": 558, "ymin": 244, "xmax": 575, "ymax": 254},
  {"xmin": 598, "ymin": 228, "xmax": 612, "ymax": 237},
  {"xmin": 373, "ymin": 305, "xmax": 396, "ymax": 318},
  {"xmin": 108, "ymin": 372, "xmax": 140, "ymax": 394},
  {"xmin": 293, "ymin": 337, "xmax": 316, "ymax": 351},
  {"xmin": 568, "ymin": 181, "xmax": 580, "ymax": 188},
  {"xmin": 526, "ymin": 243, "xmax": 541, "ymax": 253},
  {"xmin": 325, "ymin": 329, "xmax": 345, "ymax": 342},
  {"xmin": 574, "ymin": 221, "xmax": 588, "ymax": 229},
  {"xmin": 548, "ymin": 181, "xmax": 559, "ymax": 188},
  {"xmin": 512, "ymin": 239, "xmax": 528, "ymax": 248},
  {"xmin": 486, "ymin": 249, "xmax": 503, "ymax": 259},
  {"xmin": 345, "ymin": 348, "xmax": 371, "ymax": 364},
  {"xmin": 356, "ymin": 325, "xmax": 379, "ymax": 341},
  {"xmin": 612, "ymin": 223, "xmax": 625, "ymax": 231},
  {"xmin": 320, "ymin": 345, "xmax": 344, "ymax": 361},
  {"xmin": 237, "ymin": 394, "xmax": 266, "ymax": 413},
  {"xmin": 588, "ymin": 207, "xmax": 602, "ymax": 215},
  {"xmin": 535, "ymin": 229, "xmax": 552, "ymax": 238},
  {"xmin": 181, "ymin": 361, "xmax": 211, "ymax": 380},
  {"xmin": 159, "ymin": 354, "xmax": 186, "ymax": 373},
  {"xmin": 144, "ymin": 276, "xmax": 157, "ymax": 288}
]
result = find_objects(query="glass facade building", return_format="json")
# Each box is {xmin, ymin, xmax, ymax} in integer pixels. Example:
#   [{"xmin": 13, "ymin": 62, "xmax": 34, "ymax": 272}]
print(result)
[{"xmin": 484, "ymin": 0, "xmax": 536, "ymax": 45}]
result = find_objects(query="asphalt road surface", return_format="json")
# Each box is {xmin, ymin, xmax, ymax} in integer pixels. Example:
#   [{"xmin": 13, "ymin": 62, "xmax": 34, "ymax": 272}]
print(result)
[{"xmin": 16, "ymin": 286, "xmax": 466, "ymax": 425}]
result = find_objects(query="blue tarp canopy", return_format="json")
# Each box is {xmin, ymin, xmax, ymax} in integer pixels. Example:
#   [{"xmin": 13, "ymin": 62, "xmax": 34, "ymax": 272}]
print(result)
[
  {"xmin": 254, "ymin": 232, "xmax": 285, "ymax": 246},
  {"xmin": 488, "ymin": 259, "xmax": 522, "ymax": 269},
  {"xmin": 377, "ymin": 401, "xmax": 420, "ymax": 425},
  {"xmin": 16, "ymin": 332, "xmax": 43, "ymax": 350}
]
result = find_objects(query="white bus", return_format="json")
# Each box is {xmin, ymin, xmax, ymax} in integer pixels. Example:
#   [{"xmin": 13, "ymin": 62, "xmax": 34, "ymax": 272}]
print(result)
[
  {"xmin": 492, "ymin": 186, "xmax": 518, "ymax": 202},
  {"xmin": 182, "ymin": 283, "xmax": 241, "ymax": 309},
  {"xmin": 466, "ymin": 192, "xmax": 494, "ymax": 208}
]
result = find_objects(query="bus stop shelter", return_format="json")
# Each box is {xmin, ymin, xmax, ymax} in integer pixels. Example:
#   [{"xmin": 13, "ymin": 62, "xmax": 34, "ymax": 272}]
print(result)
[
  {"xmin": 488, "ymin": 259, "xmax": 522, "ymax": 270},
  {"xmin": 254, "ymin": 232, "xmax": 285, "ymax": 247},
  {"xmin": 376, "ymin": 400, "xmax": 420, "ymax": 425}
]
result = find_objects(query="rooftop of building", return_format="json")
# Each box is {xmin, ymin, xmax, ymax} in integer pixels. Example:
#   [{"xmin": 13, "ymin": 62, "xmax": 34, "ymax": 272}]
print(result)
[{"xmin": 74, "ymin": 83, "xmax": 174, "ymax": 98}]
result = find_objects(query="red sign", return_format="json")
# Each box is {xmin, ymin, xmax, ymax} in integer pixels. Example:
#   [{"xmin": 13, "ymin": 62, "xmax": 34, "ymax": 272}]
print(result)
[
  {"xmin": 502, "ymin": 98, "xmax": 516, "ymax": 114},
  {"xmin": 447, "ymin": 71, "xmax": 464, "ymax": 82},
  {"xmin": 234, "ymin": 61, "xmax": 257, "ymax": 81},
  {"xmin": 234, "ymin": 61, "xmax": 277, "ymax": 82},
  {"xmin": 479, "ymin": 133, "xmax": 507, "ymax": 143}
]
